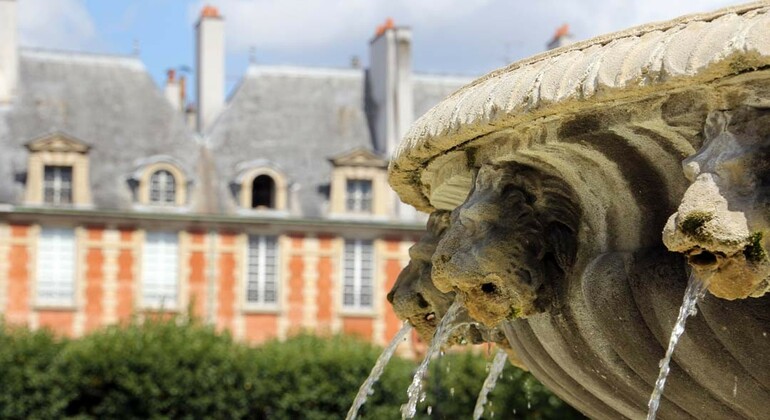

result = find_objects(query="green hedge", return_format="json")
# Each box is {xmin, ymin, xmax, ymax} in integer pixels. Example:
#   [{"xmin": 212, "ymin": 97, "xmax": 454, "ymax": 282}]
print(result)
[{"xmin": 0, "ymin": 320, "xmax": 583, "ymax": 419}]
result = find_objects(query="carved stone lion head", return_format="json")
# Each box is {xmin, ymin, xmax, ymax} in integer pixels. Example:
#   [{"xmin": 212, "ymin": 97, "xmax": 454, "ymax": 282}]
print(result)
[
  {"xmin": 431, "ymin": 162, "xmax": 579, "ymax": 327},
  {"xmin": 387, "ymin": 211, "xmax": 457, "ymax": 342}
]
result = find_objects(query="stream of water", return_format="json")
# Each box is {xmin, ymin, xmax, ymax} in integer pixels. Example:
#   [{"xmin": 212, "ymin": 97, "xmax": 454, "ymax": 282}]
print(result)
[
  {"xmin": 346, "ymin": 322, "xmax": 413, "ymax": 420},
  {"xmin": 401, "ymin": 299, "xmax": 464, "ymax": 419},
  {"xmin": 646, "ymin": 272, "xmax": 709, "ymax": 420},
  {"xmin": 472, "ymin": 348, "xmax": 509, "ymax": 420}
]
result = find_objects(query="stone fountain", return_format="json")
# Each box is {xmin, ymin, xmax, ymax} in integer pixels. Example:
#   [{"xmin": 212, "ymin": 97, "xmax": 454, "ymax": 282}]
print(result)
[{"xmin": 387, "ymin": 3, "xmax": 770, "ymax": 419}]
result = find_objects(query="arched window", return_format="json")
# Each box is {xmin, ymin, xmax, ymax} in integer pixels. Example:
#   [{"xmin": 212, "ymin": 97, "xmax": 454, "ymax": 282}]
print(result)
[
  {"xmin": 149, "ymin": 170, "xmax": 176, "ymax": 205},
  {"xmin": 251, "ymin": 175, "xmax": 275, "ymax": 209}
]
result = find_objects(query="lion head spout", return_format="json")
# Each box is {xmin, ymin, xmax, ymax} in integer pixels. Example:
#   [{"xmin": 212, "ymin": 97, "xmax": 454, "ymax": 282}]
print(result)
[
  {"xmin": 431, "ymin": 162, "xmax": 579, "ymax": 327},
  {"xmin": 387, "ymin": 211, "xmax": 460, "ymax": 342}
]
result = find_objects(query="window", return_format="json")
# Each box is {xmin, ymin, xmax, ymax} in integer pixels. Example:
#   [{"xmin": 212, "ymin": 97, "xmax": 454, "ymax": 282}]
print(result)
[
  {"xmin": 251, "ymin": 175, "xmax": 276, "ymax": 209},
  {"xmin": 343, "ymin": 239, "xmax": 374, "ymax": 309},
  {"xmin": 149, "ymin": 170, "xmax": 176, "ymax": 205},
  {"xmin": 43, "ymin": 165, "xmax": 73, "ymax": 205},
  {"xmin": 36, "ymin": 228, "xmax": 75, "ymax": 305},
  {"xmin": 25, "ymin": 133, "xmax": 91, "ymax": 206},
  {"xmin": 246, "ymin": 235, "xmax": 278, "ymax": 306},
  {"xmin": 141, "ymin": 232, "xmax": 179, "ymax": 309},
  {"xmin": 346, "ymin": 179, "xmax": 372, "ymax": 212}
]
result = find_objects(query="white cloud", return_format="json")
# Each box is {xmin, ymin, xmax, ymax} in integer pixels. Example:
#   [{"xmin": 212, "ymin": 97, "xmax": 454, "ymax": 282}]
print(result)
[
  {"xmin": 18, "ymin": 0, "xmax": 101, "ymax": 51},
  {"xmin": 188, "ymin": 0, "xmax": 492, "ymax": 51},
  {"xmin": 189, "ymin": 0, "xmax": 747, "ymax": 74}
]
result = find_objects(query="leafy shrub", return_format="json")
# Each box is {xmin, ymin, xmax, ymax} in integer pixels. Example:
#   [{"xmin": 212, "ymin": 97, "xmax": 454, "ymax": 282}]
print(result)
[
  {"xmin": 251, "ymin": 334, "xmax": 412, "ymax": 420},
  {"xmin": 0, "ymin": 325, "xmax": 67, "ymax": 419},
  {"xmin": 49, "ymin": 319, "xmax": 259, "ymax": 419},
  {"xmin": 0, "ymin": 319, "xmax": 583, "ymax": 419}
]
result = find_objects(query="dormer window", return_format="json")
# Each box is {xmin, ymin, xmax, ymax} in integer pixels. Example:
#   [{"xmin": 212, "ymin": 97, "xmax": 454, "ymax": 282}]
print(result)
[
  {"xmin": 43, "ymin": 165, "xmax": 73, "ymax": 205},
  {"xmin": 233, "ymin": 161, "xmax": 288, "ymax": 211},
  {"xmin": 329, "ymin": 148, "xmax": 387, "ymax": 217},
  {"xmin": 129, "ymin": 156, "xmax": 188, "ymax": 207},
  {"xmin": 24, "ymin": 132, "xmax": 91, "ymax": 207},
  {"xmin": 251, "ymin": 175, "xmax": 276, "ymax": 209},
  {"xmin": 149, "ymin": 170, "xmax": 176, "ymax": 205},
  {"xmin": 346, "ymin": 179, "xmax": 372, "ymax": 212}
]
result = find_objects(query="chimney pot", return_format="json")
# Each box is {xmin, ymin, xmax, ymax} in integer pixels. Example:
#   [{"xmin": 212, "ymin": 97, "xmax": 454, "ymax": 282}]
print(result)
[
  {"xmin": 201, "ymin": 5, "xmax": 221, "ymax": 18},
  {"xmin": 167, "ymin": 69, "xmax": 176, "ymax": 82}
]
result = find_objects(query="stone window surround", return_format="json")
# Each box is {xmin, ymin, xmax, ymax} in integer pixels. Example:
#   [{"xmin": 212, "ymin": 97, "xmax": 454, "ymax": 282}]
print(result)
[
  {"xmin": 242, "ymin": 234, "xmax": 281, "ymax": 312},
  {"xmin": 330, "ymin": 166, "xmax": 388, "ymax": 216},
  {"xmin": 137, "ymin": 162, "xmax": 187, "ymax": 207},
  {"xmin": 24, "ymin": 134, "xmax": 91, "ymax": 207},
  {"xmin": 237, "ymin": 167, "xmax": 287, "ymax": 211}
]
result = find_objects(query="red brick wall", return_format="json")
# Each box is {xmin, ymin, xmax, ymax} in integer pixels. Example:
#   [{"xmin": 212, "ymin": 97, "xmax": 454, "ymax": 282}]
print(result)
[
  {"xmin": 115, "ymin": 229, "xmax": 134, "ymax": 323},
  {"xmin": 217, "ymin": 233, "xmax": 236, "ymax": 332},
  {"xmin": 6, "ymin": 225, "xmax": 30, "ymax": 326},
  {"xmin": 287, "ymin": 234, "xmax": 305, "ymax": 334},
  {"xmin": 84, "ymin": 228, "xmax": 104, "ymax": 333}
]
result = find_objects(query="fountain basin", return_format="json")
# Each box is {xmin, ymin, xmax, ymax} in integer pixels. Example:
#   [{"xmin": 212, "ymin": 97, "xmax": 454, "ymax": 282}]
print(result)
[{"xmin": 388, "ymin": 3, "xmax": 770, "ymax": 419}]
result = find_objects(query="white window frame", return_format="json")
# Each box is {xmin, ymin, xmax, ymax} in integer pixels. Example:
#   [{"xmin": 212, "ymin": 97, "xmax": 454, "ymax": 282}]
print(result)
[
  {"xmin": 43, "ymin": 165, "xmax": 73, "ymax": 205},
  {"xmin": 346, "ymin": 179, "xmax": 373, "ymax": 213},
  {"xmin": 36, "ymin": 227, "xmax": 76, "ymax": 307},
  {"xmin": 149, "ymin": 169, "xmax": 176, "ymax": 205},
  {"xmin": 141, "ymin": 231, "xmax": 179, "ymax": 310},
  {"xmin": 342, "ymin": 239, "xmax": 374, "ymax": 311},
  {"xmin": 244, "ymin": 235, "xmax": 280, "ymax": 309}
]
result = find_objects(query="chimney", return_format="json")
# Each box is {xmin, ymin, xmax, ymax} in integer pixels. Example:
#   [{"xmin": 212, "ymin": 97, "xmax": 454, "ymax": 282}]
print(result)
[
  {"xmin": 0, "ymin": 0, "xmax": 19, "ymax": 103},
  {"xmin": 196, "ymin": 5, "xmax": 225, "ymax": 132},
  {"xmin": 164, "ymin": 69, "xmax": 182, "ymax": 111},
  {"xmin": 179, "ymin": 74, "xmax": 187, "ymax": 109},
  {"xmin": 368, "ymin": 18, "xmax": 413, "ymax": 158},
  {"xmin": 547, "ymin": 23, "xmax": 574, "ymax": 50}
]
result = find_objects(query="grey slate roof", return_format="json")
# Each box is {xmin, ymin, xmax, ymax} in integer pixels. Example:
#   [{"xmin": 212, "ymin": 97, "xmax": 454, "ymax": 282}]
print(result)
[
  {"xmin": 206, "ymin": 65, "xmax": 470, "ymax": 218},
  {"xmin": 0, "ymin": 49, "xmax": 199, "ymax": 210},
  {"xmin": 0, "ymin": 52, "xmax": 469, "ymax": 218}
]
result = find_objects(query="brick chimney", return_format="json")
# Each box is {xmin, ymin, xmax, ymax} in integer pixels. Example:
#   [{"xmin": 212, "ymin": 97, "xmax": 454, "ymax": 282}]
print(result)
[
  {"xmin": 196, "ymin": 5, "xmax": 225, "ymax": 132},
  {"xmin": 368, "ymin": 18, "xmax": 413, "ymax": 158},
  {"xmin": 0, "ymin": 0, "xmax": 18, "ymax": 103},
  {"xmin": 547, "ymin": 23, "xmax": 574, "ymax": 50}
]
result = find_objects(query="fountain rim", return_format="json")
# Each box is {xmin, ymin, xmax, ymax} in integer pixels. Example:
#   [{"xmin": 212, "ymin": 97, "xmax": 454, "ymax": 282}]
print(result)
[{"xmin": 388, "ymin": 1, "xmax": 770, "ymax": 213}]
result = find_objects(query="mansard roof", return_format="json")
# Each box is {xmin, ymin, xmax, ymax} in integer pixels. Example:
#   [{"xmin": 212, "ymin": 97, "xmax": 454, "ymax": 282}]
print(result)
[
  {"xmin": 0, "ymin": 48, "xmax": 200, "ymax": 210},
  {"xmin": 206, "ymin": 64, "xmax": 470, "ymax": 218}
]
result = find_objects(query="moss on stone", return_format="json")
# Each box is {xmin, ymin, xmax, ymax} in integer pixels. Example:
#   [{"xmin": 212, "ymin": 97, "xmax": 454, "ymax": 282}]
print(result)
[
  {"xmin": 681, "ymin": 211, "xmax": 714, "ymax": 241},
  {"xmin": 744, "ymin": 231, "xmax": 766, "ymax": 263}
]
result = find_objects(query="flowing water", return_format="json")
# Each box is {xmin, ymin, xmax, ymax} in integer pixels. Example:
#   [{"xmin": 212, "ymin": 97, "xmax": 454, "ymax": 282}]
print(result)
[
  {"xmin": 472, "ymin": 348, "xmax": 509, "ymax": 420},
  {"xmin": 401, "ymin": 299, "xmax": 464, "ymax": 419},
  {"xmin": 646, "ymin": 272, "xmax": 709, "ymax": 420},
  {"xmin": 346, "ymin": 322, "xmax": 413, "ymax": 420}
]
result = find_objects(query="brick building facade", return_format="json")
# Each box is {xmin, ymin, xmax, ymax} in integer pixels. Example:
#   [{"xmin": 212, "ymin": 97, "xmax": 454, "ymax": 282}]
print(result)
[{"xmin": 0, "ymin": 2, "xmax": 471, "ymax": 353}]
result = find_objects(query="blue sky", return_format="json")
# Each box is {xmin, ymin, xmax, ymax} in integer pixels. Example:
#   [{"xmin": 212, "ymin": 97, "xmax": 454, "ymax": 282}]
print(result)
[{"xmin": 17, "ymin": 0, "xmax": 745, "ymax": 106}]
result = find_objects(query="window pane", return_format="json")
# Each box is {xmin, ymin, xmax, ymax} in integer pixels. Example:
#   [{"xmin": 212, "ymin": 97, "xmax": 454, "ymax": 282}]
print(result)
[
  {"xmin": 142, "ymin": 232, "xmax": 179, "ymax": 308},
  {"xmin": 342, "ymin": 239, "xmax": 374, "ymax": 308},
  {"xmin": 247, "ymin": 235, "xmax": 279, "ymax": 305},
  {"xmin": 36, "ymin": 228, "xmax": 76, "ymax": 305},
  {"xmin": 345, "ymin": 180, "xmax": 373, "ymax": 212},
  {"xmin": 43, "ymin": 166, "xmax": 73, "ymax": 205}
]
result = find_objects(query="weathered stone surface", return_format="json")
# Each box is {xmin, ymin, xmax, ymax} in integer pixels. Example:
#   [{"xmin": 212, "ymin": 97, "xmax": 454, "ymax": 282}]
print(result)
[
  {"xmin": 663, "ymin": 106, "xmax": 770, "ymax": 299},
  {"xmin": 387, "ymin": 211, "xmax": 457, "ymax": 342},
  {"xmin": 387, "ymin": 211, "xmax": 528, "ymax": 368},
  {"xmin": 431, "ymin": 163, "xmax": 578, "ymax": 325},
  {"xmin": 387, "ymin": 3, "xmax": 770, "ymax": 419}
]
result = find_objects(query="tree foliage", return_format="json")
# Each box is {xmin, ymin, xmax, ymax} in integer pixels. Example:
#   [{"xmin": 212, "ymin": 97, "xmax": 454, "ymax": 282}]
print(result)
[{"xmin": 0, "ymin": 320, "xmax": 583, "ymax": 419}]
